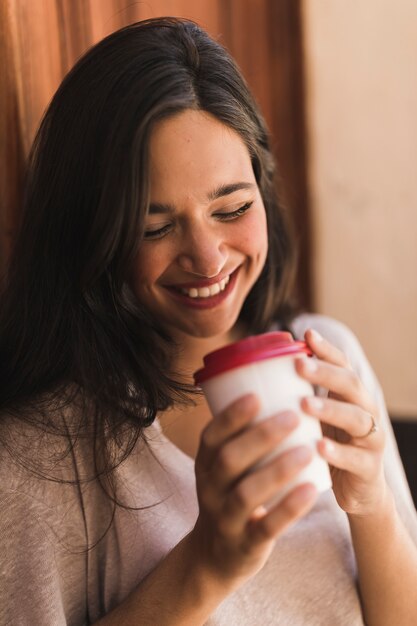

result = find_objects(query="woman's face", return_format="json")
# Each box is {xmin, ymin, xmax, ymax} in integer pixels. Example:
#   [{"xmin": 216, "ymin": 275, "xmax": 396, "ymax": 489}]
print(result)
[{"xmin": 131, "ymin": 109, "xmax": 268, "ymax": 341}]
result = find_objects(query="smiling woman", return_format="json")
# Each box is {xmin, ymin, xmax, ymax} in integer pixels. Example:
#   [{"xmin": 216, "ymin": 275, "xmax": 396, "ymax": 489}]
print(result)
[
  {"xmin": 0, "ymin": 16, "xmax": 417, "ymax": 626},
  {"xmin": 131, "ymin": 110, "xmax": 268, "ymax": 341}
]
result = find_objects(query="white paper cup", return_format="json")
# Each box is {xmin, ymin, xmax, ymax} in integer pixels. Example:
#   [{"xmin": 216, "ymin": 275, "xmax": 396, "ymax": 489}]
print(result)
[{"xmin": 194, "ymin": 332, "xmax": 332, "ymax": 507}]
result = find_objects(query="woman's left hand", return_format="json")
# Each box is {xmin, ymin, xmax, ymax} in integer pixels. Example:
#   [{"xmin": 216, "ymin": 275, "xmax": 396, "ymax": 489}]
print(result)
[{"xmin": 295, "ymin": 328, "xmax": 387, "ymax": 517}]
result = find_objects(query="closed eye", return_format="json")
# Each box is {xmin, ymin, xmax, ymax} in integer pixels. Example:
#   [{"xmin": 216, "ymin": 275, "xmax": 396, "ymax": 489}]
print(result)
[
  {"xmin": 143, "ymin": 201, "xmax": 254, "ymax": 240},
  {"xmin": 143, "ymin": 223, "xmax": 172, "ymax": 240},
  {"xmin": 214, "ymin": 201, "xmax": 254, "ymax": 221}
]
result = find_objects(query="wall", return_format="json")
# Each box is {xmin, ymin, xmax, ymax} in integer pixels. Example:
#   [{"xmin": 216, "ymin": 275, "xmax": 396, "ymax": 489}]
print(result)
[{"xmin": 302, "ymin": 0, "xmax": 417, "ymax": 417}]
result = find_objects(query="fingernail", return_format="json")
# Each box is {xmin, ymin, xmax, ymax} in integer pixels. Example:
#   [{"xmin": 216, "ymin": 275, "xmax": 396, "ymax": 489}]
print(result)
[
  {"xmin": 291, "ymin": 446, "xmax": 313, "ymax": 463},
  {"xmin": 238, "ymin": 393, "xmax": 260, "ymax": 408},
  {"xmin": 286, "ymin": 483, "xmax": 318, "ymax": 509},
  {"xmin": 310, "ymin": 329, "xmax": 323, "ymax": 342},
  {"xmin": 272, "ymin": 412, "xmax": 299, "ymax": 428},
  {"xmin": 232, "ymin": 393, "xmax": 261, "ymax": 415},
  {"xmin": 306, "ymin": 397, "xmax": 324, "ymax": 411}
]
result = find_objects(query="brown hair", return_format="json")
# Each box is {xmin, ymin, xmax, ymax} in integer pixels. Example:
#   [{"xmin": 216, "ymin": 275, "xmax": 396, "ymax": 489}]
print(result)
[{"xmin": 0, "ymin": 17, "xmax": 298, "ymax": 496}]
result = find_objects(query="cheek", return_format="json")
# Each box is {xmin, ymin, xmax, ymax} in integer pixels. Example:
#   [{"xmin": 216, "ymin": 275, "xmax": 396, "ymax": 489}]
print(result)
[
  {"xmin": 130, "ymin": 247, "xmax": 162, "ymax": 294},
  {"xmin": 134, "ymin": 252, "xmax": 150, "ymax": 284},
  {"xmin": 237, "ymin": 210, "xmax": 268, "ymax": 258}
]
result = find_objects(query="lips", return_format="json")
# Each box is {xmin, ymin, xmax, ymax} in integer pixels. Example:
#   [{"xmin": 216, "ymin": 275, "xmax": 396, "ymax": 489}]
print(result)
[
  {"xmin": 168, "ymin": 271, "xmax": 233, "ymax": 291},
  {"xmin": 181, "ymin": 274, "xmax": 230, "ymax": 298},
  {"xmin": 164, "ymin": 267, "xmax": 240, "ymax": 309}
]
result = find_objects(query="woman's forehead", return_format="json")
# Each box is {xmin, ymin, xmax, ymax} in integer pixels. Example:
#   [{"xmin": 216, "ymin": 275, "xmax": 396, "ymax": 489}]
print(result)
[{"xmin": 148, "ymin": 110, "xmax": 255, "ymax": 203}]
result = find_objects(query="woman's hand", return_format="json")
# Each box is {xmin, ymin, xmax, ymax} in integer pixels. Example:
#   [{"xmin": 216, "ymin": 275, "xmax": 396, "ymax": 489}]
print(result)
[
  {"xmin": 296, "ymin": 328, "xmax": 387, "ymax": 517},
  {"xmin": 192, "ymin": 394, "xmax": 318, "ymax": 587}
]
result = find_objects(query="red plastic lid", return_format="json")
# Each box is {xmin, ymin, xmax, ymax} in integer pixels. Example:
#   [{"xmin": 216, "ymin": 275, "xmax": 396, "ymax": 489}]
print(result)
[{"xmin": 194, "ymin": 331, "xmax": 312, "ymax": 385}]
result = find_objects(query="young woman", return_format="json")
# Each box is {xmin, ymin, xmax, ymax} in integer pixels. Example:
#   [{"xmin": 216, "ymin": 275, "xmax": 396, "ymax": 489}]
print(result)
[{"xmin": 1, "ymin": 17, "xmax": 416, "ymax": 626}]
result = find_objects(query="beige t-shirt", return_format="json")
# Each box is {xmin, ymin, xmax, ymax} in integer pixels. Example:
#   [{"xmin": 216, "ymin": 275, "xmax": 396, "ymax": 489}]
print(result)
[{"xmin": 1, "ymin": 314, "xmax": 416, "ymax": 625}]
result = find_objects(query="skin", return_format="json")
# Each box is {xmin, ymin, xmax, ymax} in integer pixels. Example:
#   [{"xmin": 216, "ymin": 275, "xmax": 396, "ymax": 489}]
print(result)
[
  {"xmin": 131, "ymin": 109, "xmax": 268, "ymax": 358},
  {"xmin": 297, "ymin": 328, "xmax": 387, "ymax": 517},
  {"xmin": 99, "ymin": 110, "xmax": 417, "ymax": 625}
]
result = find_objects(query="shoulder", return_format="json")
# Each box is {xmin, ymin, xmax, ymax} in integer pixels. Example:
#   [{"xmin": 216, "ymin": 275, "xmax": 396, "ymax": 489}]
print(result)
[
  {"xmin": 0, "ymin": 418, "xmax": 88, "ymax": 540},
  {"xmin": 0, "ymin": 410, "xmax": 91, "ymax": 536}
]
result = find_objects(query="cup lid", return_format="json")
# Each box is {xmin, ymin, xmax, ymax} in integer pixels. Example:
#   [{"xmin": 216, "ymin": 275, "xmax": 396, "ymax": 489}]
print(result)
[{"xmin": 194, "ymin": 331, "xmax": 312, "ymax": 385}]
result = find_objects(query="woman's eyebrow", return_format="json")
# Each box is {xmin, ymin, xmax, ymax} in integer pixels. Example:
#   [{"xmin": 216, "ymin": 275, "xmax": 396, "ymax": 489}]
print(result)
[
  {"xmin": 148, "ymin": 202, "xmax": 175, "ymax": 215},
  {"xmin": 207, "ymin": 181, "xmax": 256, "ymax": 201},
  {"xmin": 148, "ymin": 181, "xmax": 255, "ymax": 215}
]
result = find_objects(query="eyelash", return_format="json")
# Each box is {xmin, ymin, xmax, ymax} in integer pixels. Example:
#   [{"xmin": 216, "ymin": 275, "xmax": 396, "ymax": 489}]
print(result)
[{"xmin": 143, "ymin": 201, "xmax": 254, "ymax": 240}]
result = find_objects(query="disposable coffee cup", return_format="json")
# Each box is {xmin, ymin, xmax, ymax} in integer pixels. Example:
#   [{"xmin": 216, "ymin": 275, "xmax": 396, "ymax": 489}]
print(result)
[{"xmin": 194, "ymin": 331, "xmax": 332, "ymax": 507}]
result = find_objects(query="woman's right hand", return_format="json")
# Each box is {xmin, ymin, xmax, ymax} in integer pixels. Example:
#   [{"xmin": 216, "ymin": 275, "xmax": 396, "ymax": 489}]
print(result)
[
  {"xmin": 191, "ymin": 393, "xmax": 318, "ymax": 587},
  {"xmin": 96, "ymin": 394, "xmax": 319, "ymax": 626}
]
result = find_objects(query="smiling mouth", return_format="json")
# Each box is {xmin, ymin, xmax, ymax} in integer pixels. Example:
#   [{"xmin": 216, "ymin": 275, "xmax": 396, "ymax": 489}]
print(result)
[
  {"xmin": 164, "ymin": 267, "xmax": 239, "ymax": 307},
  {"xmin": 179, "ymin": 274, "xmax": 230, "ymax": 298}
]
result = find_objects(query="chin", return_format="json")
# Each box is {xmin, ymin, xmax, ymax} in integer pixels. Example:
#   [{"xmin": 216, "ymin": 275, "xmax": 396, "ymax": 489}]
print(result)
[
  {"xmin": 182, "ymin": 324, "xmax": 233, "ymax": 340},
  {"xmin": 189, "ymin": 327, "xmax": 229, "ymax": 339},
  {"xmin": 171, "ymin": 315, "xmax": 240, "ymax": 341}
]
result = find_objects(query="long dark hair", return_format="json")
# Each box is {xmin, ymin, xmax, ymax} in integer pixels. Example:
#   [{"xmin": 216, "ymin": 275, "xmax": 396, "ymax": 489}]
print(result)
[{"xmin": 0, "ymin": 17, "xmax": 298, "ymax": 490}]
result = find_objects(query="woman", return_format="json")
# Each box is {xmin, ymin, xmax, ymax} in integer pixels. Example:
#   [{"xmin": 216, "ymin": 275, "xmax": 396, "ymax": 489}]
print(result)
[{"xmin": 1, "ymin": 17, "xmax": 416, "ymax": 626}]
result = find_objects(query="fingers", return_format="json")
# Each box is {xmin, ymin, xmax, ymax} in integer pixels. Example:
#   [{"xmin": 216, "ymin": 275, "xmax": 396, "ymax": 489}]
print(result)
[
  {"xmin": 219, "ymin": 445, "xmax": 314, "ymax": 535},
  {"xmin": 196, "ymin": 393, "xmax": 260, "ymax": 469},
  {"xmin": 211, "ymin": 411, "xmax": 300, "ymax": 490},
  {"xmin": 248, "ymin": 484, "xmax": 318, "ymax": 545},
  {"xmin": 196, "ymin": 392, "xmax": 316, "ymax": 540},
  {"xmin": 301, "ymin": 396, "xmax": 383, "ymax": 449},
  {"xmin": 296, "ymin": 356, "xmax": 368, "ymax": 407},
  {"xmin": 198, "ymin": 393, "xmax": 301, "ymax": 476},
  {"xmin": 304, "ymin": 328, "xmax": 350, "ymax": 368},
  {"xmin": 317, "ymin": 437, "xmax": 382, "ymax": 481},
  {"xmin": 296, "ymin": 328, "xmax": 383, "ymax": 446}
]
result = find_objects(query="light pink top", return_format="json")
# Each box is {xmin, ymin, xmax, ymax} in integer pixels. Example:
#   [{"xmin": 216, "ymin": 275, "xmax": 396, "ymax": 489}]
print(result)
[{"xmin": 1, "ymin": 314, "xmax": 416, "ymax": 625}]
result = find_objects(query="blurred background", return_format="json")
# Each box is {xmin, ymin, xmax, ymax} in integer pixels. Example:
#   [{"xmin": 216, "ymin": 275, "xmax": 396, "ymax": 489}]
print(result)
[{"xmin": 1, "ymin": 0, "xmax": 416, "ymax": 501}]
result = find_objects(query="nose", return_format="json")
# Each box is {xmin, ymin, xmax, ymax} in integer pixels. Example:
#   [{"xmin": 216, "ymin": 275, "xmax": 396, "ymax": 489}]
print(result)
[{"xmin": 176, "ymin": 223, "xmax": 227, "ymax": 278}]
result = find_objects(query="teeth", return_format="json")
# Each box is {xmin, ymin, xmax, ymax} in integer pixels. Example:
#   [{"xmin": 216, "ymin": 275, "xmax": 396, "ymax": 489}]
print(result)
[{"xmin": 180, "ymin": 274, "xmax": 231, "ymax": 298}]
